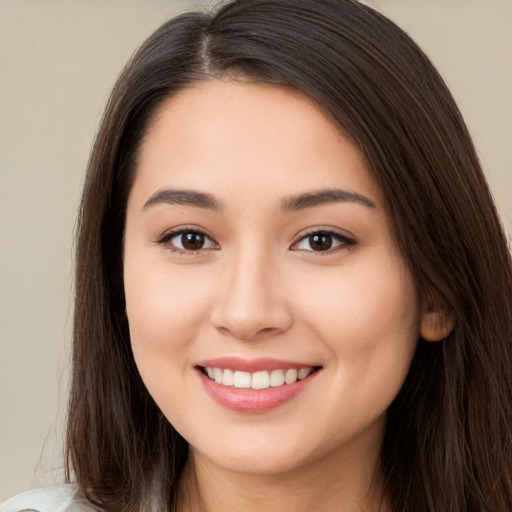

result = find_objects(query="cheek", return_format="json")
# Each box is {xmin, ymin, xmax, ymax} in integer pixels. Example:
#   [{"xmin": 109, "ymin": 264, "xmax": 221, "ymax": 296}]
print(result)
[
  {"xmin": 288, "ymin": 256, "xmax": 420, "ymax": 446},
  {"xmin": 124, "ymin": 259, "xmax": 219, "ymax": 424},
  {"xmin": 123, "ymin": 245, "xmax": 213, "ymax": 380},
  {"xmin": 297, "ymin": 254, "xmax": 420, "ymax": 382}
]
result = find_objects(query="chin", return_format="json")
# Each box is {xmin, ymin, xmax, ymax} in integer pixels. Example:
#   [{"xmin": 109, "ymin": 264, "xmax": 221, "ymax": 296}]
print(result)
[
  {"xmin": 188, "ymin": 428, "xmax": 329, "ymax": 478},
  {"xmin": 203, "ymin": 448, "xmax": 309, "ymax": 476}
]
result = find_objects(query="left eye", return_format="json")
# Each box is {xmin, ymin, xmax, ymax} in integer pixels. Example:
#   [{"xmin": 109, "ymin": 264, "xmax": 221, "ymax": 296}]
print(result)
[
  {"xmin": 164, "ymin": 230, "xmax": 217, "ymax": 252},
  {"xmin": 293, "ymin": 231, "xmax": 354, "ymax": 252}
]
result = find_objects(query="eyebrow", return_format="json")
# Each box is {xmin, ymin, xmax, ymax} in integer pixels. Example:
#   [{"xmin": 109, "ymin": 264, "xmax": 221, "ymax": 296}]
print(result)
[
  {"xmin": 142, "ymin": 187, "xmax": 376, "ymax": 212},
  {"xmin": 281, "ymin": 188, "xmax": 376, "ymax": 211},
  {"xmin": 143, "ymin": 189, "xmax": 221, "ymax": 211}
]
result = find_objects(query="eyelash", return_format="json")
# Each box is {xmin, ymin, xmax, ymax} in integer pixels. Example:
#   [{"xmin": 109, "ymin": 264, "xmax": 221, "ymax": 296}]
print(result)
[
  {"xmin": 291, "ymin": 229, "xmax": 356, "ymax": 254},
  {"xmin": 155, "ymin": 227, "xmax": 219, "ymax": 254},
  {"xmin": 155, "ymin": 227, "xmax": 356, "ymax": 255}
]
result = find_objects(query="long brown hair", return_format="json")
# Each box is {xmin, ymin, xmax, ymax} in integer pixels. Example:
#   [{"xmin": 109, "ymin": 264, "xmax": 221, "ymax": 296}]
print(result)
[{"xmin": 67, "ymin": 1, "xmax": 512, "ymax": 510}]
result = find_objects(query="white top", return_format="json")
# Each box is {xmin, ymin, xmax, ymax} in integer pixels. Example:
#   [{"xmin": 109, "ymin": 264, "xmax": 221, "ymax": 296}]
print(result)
[{"xmin": 1, "ymin": 485, "xmax": 92, "ymax": 512}]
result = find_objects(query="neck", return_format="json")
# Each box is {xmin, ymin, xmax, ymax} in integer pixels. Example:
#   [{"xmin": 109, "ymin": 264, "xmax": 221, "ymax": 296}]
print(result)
[{"xmin": 177, "ymin": 442, "xmax": 389, "ymax": 512}]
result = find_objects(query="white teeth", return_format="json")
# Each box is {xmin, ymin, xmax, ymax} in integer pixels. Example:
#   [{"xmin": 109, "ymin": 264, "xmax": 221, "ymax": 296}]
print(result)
[
  {"xmin": 298, "ymin": 368, "xmax": 312, "ymax": 380},
  {"xmin": 284, "ymin": 369, "xmax": 298, "ymax": 384},
  {"xmin": 251, "ymin": 371, "xmax": 270, "ymax": 390},
  {"xmin": 213, "ymin": 367, "xmax": 223, "ymax": 384},
  {"xmin": 203, "ymin": 366, "xmax": 315, "ymax": 389},
  {"xmin": 269, "ymin": 369, "xmax": 285, "ymax": 387},
  {"xmin": 233, "ymin": 371, "xmax": 251, "ymax": 389},
  {"xmin": 222, "ymin": 368, "xmax": 234, "ymax": 386}
]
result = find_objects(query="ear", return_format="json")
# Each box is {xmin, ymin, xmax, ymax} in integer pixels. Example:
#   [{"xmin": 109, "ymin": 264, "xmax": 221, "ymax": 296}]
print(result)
[{"xmin": 420, "ymin": 303, "xmax": 455, "ymax": 342}]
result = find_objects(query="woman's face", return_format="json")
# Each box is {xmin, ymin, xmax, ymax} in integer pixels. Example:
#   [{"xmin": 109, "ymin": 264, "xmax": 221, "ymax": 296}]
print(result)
[{"xmin": 124, "ymin": 80, "xmax": 422, "ymax": 476}]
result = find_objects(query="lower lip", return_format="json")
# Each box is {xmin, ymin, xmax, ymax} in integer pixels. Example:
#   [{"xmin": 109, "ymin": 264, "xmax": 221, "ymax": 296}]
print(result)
[{"xmin": 197, "ymin": 369, "xmax": 319, "ymax": 413}]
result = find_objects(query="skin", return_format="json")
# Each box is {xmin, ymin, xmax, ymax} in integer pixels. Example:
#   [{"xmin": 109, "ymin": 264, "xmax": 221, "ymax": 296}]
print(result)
[{"xmin": 123, "ymin": 80, "xmax": 449, "ymax": 512}]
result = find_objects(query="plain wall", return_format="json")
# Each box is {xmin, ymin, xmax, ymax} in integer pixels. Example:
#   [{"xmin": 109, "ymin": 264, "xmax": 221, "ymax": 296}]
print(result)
[{"xmin": 1, "ymin": 0, "xmax": 510, "ymax": 501}]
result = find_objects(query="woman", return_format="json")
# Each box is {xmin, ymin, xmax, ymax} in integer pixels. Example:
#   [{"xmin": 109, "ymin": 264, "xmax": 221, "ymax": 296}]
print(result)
[{"xmin": 3, "ymin": 0, "xmax": 511, "ymax": 511}]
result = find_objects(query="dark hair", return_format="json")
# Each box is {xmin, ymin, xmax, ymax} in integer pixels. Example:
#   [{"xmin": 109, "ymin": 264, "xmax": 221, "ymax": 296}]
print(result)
[{"xmin": 66, "ymin": 1, "xmax": 512, "ymax": 510}]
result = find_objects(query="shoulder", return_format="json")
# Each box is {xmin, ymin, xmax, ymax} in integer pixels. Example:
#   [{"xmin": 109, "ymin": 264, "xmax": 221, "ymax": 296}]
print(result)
[{"xmin": 1, "ymin": 484, "xmax": 93, "ymax": 512}]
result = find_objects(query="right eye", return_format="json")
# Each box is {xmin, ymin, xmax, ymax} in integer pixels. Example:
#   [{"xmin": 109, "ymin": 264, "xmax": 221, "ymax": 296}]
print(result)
[{"xmin": 158, "ymin": 229, "xmax": 218, "ymax": 253}]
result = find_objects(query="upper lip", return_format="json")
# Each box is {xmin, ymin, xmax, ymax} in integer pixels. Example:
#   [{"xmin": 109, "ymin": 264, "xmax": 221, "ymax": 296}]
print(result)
[{"xmin": 195, "ymin": 357, "xmax": 321, "ymax": 373}]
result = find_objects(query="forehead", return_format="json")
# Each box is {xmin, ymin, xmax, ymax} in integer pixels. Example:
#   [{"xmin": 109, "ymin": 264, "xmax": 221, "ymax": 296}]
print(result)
[{"xmin": 131, "ymin": 79, "xmax": 382, "ymax": 209}]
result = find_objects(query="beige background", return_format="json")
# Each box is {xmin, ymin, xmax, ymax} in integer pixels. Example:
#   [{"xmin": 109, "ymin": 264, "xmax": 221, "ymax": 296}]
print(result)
[{"xmin": 1, "ymin": 0, "xmax": 511, "ymax": 501}]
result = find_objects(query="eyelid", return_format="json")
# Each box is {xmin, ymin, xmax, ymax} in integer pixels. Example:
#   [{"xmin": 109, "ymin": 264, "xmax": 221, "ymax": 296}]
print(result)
[
  {"xmin": 290, "ymin": 227, "xmax": 356, "ymax": 253},
  {"xmin": 153, "ymin": 225, "xmax": 355, "ymax": 255},
  {"xmin": 155, "ymin": 225, "xmax": 220, "ymax": 254}
]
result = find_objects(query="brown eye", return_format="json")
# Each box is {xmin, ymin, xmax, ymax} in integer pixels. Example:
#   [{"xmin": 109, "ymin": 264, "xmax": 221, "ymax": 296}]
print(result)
[
  {"xmin": 308, "ymin": 233, "xmax": 334, "ymax": 251},
  {"xmin": 181, "ymin": 232, "xmax": 206, "ymax": 250},
  {"xmin": 159, "ymin": 229, "xmax": 218, "ymax": 253},
  {"xmin": 292, "ymin": 230, "xmax": 355, "ymax": 253}
]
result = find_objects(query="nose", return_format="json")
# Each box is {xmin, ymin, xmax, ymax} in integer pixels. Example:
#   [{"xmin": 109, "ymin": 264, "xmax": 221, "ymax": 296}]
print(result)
[{"xmin": 210, "ymin": 248, "xmax": 293, "ymax": 341}]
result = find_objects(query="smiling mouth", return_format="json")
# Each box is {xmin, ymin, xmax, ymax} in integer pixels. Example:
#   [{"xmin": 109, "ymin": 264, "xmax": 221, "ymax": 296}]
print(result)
[{"xmin": 198, "ymin": 366, "xmax": 321, "ymax": 390}]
